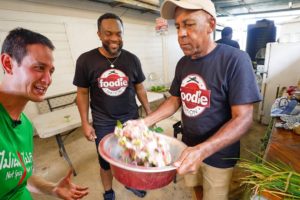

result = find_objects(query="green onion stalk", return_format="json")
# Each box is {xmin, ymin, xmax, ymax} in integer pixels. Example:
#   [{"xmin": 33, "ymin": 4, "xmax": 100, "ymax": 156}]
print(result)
[{"xmin": 238, "ymin": 153, "xmax": 300, "ymax": 199}]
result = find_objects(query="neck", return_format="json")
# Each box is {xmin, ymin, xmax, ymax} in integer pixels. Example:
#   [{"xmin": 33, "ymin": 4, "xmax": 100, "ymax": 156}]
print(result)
[
  {"xmin": 99, "ymin": 47, "xmax": 120, "ymax": 58},
  {"xmin": 0, "ymin": 90, "xmax": 28, "ymax": 120},
  {"xmin": 191, "ymin": 41, "xmax": 217, "ymax": 59}
]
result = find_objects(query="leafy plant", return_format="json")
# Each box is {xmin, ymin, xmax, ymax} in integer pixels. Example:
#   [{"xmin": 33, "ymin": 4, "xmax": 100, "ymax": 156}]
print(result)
[
  {"xmin": 238, "ymin": 152, "xmax": 300, "ymax": 199},
  {"xmin": 150, "ymin": 85, "xmax": 169, "ymax": 93},
  {"xmin": 149, "ymin": 125, "xmax": 164, "ymax": 133}
]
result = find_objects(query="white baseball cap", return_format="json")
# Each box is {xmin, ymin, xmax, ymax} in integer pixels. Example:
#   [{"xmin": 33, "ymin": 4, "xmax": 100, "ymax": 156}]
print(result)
[{"xmin": 160, "ymin": 0, "xmax": 217, "ymax": 20}]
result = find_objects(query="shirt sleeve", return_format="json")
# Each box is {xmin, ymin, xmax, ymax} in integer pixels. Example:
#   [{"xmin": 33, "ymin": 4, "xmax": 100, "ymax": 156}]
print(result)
[
  {"xmin": 227, "ymin": 52, "xmax": 262, "ymax": 105},
  {"xmin": 73, "ymin": 54, "xmax": 89, "ymax": 88},
  {"xmin": 132, "ymin": 54, "xmax": 145, "ymax": 84}
]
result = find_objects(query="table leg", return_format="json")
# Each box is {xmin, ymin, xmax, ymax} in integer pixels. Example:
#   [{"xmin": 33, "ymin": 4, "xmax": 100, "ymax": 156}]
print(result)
[{"xmin": 55, "ymin": 134, "xmax": 77, "ymax": 176}]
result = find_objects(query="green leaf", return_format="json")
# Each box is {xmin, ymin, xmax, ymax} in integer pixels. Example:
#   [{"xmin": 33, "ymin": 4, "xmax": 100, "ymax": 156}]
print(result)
[
  {"xmin": 116, "ymin": 120, "xmax": 123, "ymax": 128},
  {"xmin": 155, "ymin": 127, "xmax": 164, "ymax": 133}
]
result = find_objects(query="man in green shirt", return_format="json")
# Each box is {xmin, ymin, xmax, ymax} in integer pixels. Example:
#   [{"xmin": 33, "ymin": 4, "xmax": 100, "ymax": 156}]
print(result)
[{"xmin": 0, "ymin": 28, "xmax": 89, "ymax": 200}]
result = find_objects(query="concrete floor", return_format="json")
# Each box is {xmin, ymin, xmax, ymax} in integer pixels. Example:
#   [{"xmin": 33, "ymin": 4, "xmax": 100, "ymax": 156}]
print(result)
[{"xmin": 31, "ymin": 103, "xmax": 267, "ymax": 200}]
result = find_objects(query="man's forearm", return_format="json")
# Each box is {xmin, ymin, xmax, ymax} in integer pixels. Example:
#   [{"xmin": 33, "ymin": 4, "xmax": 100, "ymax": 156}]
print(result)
[
  {"xmin": 27, "ymin": 175, "xmax": 56, "ymax": 196},
  {"xmin": 76, "ymin": 90, "xmax": 90, "ymax": 124},
  {"xmin": 144, "ymin": 96, "xmax": 181, "ymax": 126},
  {"xmin": 197, "ymin": 104, "xmax": 253, "ymax": 160},
  {"xmin": 135, "ymin": 84, "xmax": 151, "ymax": 115}
]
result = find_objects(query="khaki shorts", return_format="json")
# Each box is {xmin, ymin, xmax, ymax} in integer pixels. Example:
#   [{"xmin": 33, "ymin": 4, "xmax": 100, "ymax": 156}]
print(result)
[{"xmin": 184, "ymin": 163, "xmax": 233, "ymax": 200}]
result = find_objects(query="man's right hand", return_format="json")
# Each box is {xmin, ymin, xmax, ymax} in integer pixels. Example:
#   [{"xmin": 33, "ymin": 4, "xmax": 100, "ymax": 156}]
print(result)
[{"xmin": 82, "ymin": 123, "xmax": 97, "ymax": 142}]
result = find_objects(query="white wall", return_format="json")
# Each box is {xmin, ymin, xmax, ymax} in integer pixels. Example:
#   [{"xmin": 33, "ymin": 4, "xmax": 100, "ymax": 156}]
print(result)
[
  {"xmin": 279, "ymin": 18, "xmax": 300, "ymax": 43},
  {"xmin": 166, "ymin": 20, "xmax": 183, "ymax": 83},
  {"xmin": 0, "ymin": 0, "xmax": 182, "ymax": 119}
]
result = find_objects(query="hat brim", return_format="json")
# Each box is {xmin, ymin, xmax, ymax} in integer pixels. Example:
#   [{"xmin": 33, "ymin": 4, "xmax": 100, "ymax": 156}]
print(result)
[{"xmin": 160, "ymin": 0, "xmax": 205, "ymax": 19}]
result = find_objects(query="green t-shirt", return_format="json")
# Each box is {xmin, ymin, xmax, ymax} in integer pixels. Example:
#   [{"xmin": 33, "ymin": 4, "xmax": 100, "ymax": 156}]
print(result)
[{"xmin": 0, "ymin": 104, "xmax": 34, "ymax": 200}]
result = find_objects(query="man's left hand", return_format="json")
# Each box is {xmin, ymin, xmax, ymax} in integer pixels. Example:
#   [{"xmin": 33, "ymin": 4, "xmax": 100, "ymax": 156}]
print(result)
[
  {"xmin": 173, "ymin": 146, "xmax": 204, "ymax": 175},
  {"xmin": 53, "ymin": 169, "xmax": 88, "ymax": 200}
]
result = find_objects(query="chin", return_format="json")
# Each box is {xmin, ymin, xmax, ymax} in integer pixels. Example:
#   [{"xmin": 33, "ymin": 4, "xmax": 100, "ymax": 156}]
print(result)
[
  {"xmin": 30, "ymin": 95, "xmax": 45, "ymax": 102},
  {"xmin": 183, "ymin": 51, "xmax": 192, "ymax": 56},
  {"xmin": 111, "ymin": 49, "xmax": 121, "ymax": 55}
]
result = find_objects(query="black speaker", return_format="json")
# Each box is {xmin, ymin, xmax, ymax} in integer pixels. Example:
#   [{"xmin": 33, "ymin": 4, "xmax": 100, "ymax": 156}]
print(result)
[{"xmin": 246, "ymin": 19, "xmax": 276, "ymax": 62}]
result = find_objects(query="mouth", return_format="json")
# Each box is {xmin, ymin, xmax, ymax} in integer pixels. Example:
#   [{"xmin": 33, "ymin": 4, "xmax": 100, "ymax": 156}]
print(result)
[
  {"xmin": 180, "ymin": 43, "xmax": 190, "ymax": 48},
  {"xmin": 109, "ymin": 43, "xmax": 120, "ymax": 50},
  {"xmin": 34, "ymin": 85, "xmax": 47, "ymax": 96}
]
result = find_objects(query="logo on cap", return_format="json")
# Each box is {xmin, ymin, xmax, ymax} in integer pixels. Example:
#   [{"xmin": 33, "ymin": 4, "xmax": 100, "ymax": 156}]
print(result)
[
  {"xmin": 98, "ymin": 69, "xmax": 129, "ymax": 96},
  {"xmin": 180, "ymin": 74, "xmax": 210, "ymax": 117}
]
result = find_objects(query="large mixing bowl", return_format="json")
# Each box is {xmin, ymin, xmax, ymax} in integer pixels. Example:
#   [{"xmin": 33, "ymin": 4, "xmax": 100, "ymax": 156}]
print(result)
[{"xmin": 98, "ymin": 133, "xmax": 186, "ymax": 190}]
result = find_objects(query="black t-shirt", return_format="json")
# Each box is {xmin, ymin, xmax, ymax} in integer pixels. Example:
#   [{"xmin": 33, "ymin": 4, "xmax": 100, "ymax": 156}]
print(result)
[
  {"xmin": 216, "ymin": 38, "xmax": 240, "ymax": 49},
  {"xmin": 170, "ymin": 44, "xmax": 262, "ymax": 168},
  {"xmin": 73, "ymin": 48, "xmax": 145, "ymax": 127}
]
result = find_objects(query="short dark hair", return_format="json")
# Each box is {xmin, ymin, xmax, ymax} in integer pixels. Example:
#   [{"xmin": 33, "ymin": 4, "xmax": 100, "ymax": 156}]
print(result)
[
  {"xmin": 221, "ymin": 27, "xmax": 233, "ymax": 37},
  {"xmin": 1, "ymin": 28, "xmax": 55, "ymax": 65},
  {"xmin": 97, "ymin": 13, "xmax": 123, "ymax": 30}
]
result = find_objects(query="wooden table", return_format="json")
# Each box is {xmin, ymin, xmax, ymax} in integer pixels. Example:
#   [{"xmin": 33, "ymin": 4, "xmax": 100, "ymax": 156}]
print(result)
[
  {"xmin": 260, "ymin": 121, "xmax": 300, "ymax": 200},
  {"xmin": 264, "ymin": 121, "xmax": 300, "ymax": 172}
]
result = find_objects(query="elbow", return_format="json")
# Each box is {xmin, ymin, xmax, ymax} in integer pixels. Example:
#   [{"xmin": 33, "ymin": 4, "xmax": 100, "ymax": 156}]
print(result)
[{"xmin": 240, "ymin": 111, "xmax": 253, "ymax": 133}]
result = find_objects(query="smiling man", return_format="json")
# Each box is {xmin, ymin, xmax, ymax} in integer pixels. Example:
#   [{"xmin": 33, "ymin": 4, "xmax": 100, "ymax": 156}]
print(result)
[
  {"xmin": 73, "ymin": 13, "xmax": 151, "ymax": 200},
  {"xmin": 0, "ymin": 28, "xmax": 88, "ymax": 200}
]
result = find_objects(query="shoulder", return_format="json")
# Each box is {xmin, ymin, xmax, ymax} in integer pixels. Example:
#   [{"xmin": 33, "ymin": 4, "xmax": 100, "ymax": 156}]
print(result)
[
  {"xmin": 231, "ymin": 40, "xmax": 240, "ymax": 48},
  {"xmin": 120, "ymin": 49, "xmax": 141, "ymax": 64},
  {"xmin": 178, "ymin": 55, "xmax": 190, "ymax": 62},
  {"xmin": 175, "ymin": 56, "xmax": 190, "ymax": 71},
  {"xmin": 177, "ymin": 56, "xmax": 190, "ymax": 66},
  {"xmin": 216, "ymin": 44, "xmax": 247, "ymax": 58},
  {"xmin": 121, "ymin": 49, "xmax": 138, "ymax": 59},
  {"xmin": 215, "ymin": 45, "xmax": 251, "ymax": 70},
  {"xmin": 215, "ymin": 38, "xmax": 223, "ymax": 43},
  {"xmin": 77, "ymin": 48, "xmax": 98, "ymax": 61}
]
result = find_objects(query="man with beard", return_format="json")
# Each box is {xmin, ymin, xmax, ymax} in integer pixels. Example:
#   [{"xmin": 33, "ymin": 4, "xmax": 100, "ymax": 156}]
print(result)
[
  {"xmin": 73, "ymin": 13, "xmax": 150, "ymax": 200},
  {"xmin": 0, "ymin": 28, "xmax": 88, "ymax": 200}
]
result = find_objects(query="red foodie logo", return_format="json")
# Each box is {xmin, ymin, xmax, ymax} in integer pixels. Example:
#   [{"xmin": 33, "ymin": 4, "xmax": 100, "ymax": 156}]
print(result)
[
  {"xmin": 180, "ymin": 74, "xmax": 210, "ymax": 117},
  {"xmin": 98, "ymin": 69, "xmax": 128, "ymax": 96}
]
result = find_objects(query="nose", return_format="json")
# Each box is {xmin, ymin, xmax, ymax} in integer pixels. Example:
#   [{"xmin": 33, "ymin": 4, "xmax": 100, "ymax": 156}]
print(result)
[
  {"xmin": 110, "ymin": 34, "xmax": 121, "ymax": 42},
  {"xmin": 177, "ymin": 27, "xmax": 187, "ymax": 37},
  {"xmin": 41, "ymin": 71, "xmax": 52, "ymax": 85}
]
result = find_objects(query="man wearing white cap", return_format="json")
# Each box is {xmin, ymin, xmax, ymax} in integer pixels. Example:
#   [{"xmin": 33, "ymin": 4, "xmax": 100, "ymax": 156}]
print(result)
[{"xmin": 138, "ymin": 0, "xmax": 262, "ymax": 199}]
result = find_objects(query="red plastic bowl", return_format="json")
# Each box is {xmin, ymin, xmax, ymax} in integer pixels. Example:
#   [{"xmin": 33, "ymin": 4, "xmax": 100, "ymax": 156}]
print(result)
[{"xmin": 98, "ymin": 133, "xmax": 186, "ymax": 190}]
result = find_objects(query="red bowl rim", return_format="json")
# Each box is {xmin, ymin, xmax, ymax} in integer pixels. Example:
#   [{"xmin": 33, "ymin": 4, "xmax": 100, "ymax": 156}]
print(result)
[{"xmin": 98, "ymin": 133, "xmax": 186, "ymax": 173}]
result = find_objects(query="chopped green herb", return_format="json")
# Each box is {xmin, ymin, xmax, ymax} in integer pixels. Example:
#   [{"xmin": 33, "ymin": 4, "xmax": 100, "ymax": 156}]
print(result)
[{"xmin": 116, "ymin": 120, "xmax": 123, "ymax": 129}]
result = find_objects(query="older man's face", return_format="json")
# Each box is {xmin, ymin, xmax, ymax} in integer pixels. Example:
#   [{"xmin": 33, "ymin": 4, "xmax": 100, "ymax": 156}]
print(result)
[{"xmin": 174, "ymin": 8, "xmax": 215, "ymax": 59}]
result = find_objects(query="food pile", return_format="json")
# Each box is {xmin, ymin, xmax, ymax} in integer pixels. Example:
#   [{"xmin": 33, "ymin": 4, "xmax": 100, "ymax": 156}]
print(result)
[{"xmin": 114, "ymin": 121, "xmax": 172, "ymax": 167}]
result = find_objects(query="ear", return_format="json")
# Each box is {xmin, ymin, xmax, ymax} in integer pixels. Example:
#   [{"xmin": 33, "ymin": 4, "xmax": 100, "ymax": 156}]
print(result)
[
  {"xmin": 208, "ymin": 17, "xmax": 216, "ymax": 34},
  {"xmin": 1, "ymin": 53, "xmax": 13, "ymax": 74},
  {"xmin": 97, "ymin": 30, "xmax": 102, "ymax": 41}
]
